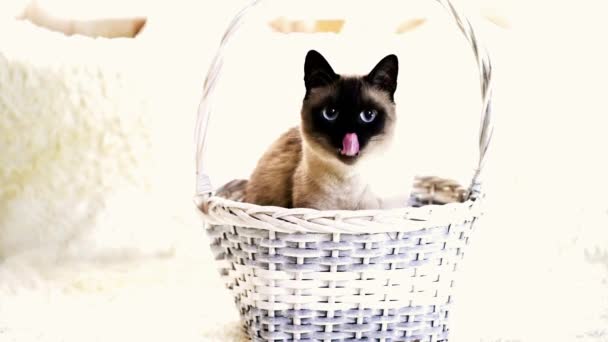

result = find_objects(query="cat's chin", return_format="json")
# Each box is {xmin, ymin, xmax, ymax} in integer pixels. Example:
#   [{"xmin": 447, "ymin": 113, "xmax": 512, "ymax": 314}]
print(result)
[{"xmin": 335, "ymin": 152, "xmax": 359, "ymax": 165}]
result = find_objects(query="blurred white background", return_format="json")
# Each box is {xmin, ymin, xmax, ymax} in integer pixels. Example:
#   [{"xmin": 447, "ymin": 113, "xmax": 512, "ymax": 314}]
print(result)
[{"xmin": 0, "ymin": 0, "xmax": 607, "ymax": 341}]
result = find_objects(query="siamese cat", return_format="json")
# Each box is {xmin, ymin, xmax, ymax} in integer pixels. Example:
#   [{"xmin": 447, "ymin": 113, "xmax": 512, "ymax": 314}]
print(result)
[{"xmin": 244, "ymin": 50, "xmax": 410, "ymax": 210}]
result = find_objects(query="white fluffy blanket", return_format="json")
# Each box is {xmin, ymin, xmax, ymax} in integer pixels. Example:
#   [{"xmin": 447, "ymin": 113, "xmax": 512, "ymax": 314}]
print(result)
[{"xmin": 1, "ymin": 1, "xmax": 607, "ymax": 341}]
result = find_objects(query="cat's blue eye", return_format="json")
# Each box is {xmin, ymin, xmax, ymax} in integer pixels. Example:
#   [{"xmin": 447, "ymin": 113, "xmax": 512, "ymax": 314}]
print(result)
[
  {"xmin": 360, "ymin": 109, "xmax": 378, "ymax": 123},
  {"xmin": 322, "ymin": 107, "xmax": 339, "ymax": 121}
]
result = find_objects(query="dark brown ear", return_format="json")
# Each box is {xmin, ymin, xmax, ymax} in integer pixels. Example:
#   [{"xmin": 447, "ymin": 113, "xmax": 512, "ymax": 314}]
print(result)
[
  {"xmin": 365, "ymin": 54, "xmax": 399, "ymax": 98},
  {"xmin": 304, "ymin": 50, "xmax": 339, "ymax": 92}
]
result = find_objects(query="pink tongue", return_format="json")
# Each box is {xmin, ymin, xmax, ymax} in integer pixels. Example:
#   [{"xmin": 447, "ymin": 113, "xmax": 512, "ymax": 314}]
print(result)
[{"xmin": 341, "ymin": 133, "xmax": 360, "ymax": 156}]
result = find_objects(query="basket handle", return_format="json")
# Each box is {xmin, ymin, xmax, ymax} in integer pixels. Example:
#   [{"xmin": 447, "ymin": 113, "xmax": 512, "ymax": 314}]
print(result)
[{"xmin": 194, "ymin": 0, "xmax": 494, "ymax": 202}]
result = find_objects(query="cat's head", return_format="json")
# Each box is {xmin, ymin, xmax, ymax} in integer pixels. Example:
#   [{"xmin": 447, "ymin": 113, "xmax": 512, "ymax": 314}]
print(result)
[{"xmin": 300, "ymin": 50, "xmax": 398, "ymax": 166}]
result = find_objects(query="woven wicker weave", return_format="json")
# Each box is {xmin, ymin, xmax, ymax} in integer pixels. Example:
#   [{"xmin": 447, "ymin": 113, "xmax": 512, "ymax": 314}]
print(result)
[{"xmin": 194, "ymin": 1, "xmax": 494, "ymax": 341}]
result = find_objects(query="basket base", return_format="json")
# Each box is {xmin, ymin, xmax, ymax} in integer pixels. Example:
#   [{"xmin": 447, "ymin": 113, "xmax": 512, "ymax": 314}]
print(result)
[{"xmin": 239, "ymin": 304, "xmax": 450, "ymax": 341}]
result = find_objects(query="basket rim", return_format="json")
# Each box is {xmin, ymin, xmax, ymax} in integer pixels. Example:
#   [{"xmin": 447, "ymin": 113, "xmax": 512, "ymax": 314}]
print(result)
[{"xmin": 199, "ymin": 190, "xmax": 483, "ymax": 234}]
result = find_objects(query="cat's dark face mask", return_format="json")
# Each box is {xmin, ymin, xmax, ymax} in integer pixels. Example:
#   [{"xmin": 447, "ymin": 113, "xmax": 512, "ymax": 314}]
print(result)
[{"xmin": 301, "ymin": 50, "xmax": 399, "ymax": 165}]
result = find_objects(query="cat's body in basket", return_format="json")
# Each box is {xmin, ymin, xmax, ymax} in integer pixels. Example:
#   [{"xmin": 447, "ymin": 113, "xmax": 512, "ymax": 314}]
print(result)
[{"xmin": 244, "ymin": 50, "xmax": 411, "ymax": 210}]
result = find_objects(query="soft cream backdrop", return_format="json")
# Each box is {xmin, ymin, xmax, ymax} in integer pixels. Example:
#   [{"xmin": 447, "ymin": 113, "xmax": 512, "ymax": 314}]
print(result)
[{"xmin": 0, "ymin": 0, "xmax": 607, "ymax": 341}]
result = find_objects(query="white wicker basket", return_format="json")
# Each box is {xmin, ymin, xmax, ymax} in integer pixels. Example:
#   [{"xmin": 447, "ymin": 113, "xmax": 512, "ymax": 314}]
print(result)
[{"xmin": 194, "ymin": 1, "xmax": 493, "ymax": 341}]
